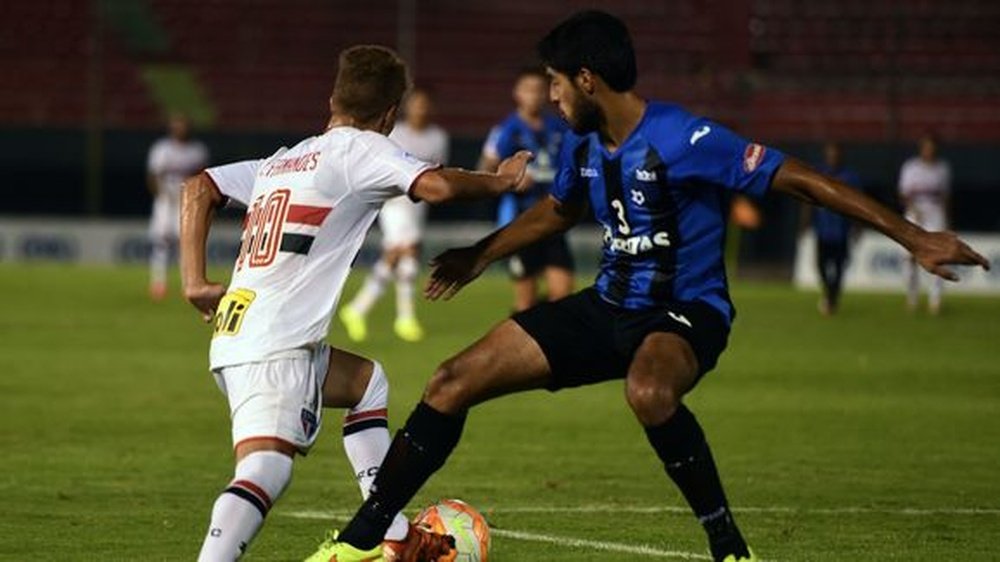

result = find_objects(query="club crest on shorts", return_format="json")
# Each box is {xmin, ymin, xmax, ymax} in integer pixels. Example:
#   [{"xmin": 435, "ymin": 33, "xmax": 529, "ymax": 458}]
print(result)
[{"xmin": 300, "ymin": 408, "xmax": 318, "ymax": 439}]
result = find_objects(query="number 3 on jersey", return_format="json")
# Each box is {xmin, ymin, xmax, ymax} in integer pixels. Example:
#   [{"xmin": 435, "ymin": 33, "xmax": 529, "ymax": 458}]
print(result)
[
  {"xmin": 611, "ymin": 199, "xmax": 631, "ymax": 235},
  {"xmin": 214, "ymin": 289, "xmax": 256, "ymax": 337}
]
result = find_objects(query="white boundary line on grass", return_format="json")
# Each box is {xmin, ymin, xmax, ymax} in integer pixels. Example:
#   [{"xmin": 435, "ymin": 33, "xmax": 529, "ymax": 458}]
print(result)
[{"xmin": 283, "ymin": 510, "xmax": 710, "ymax": 560}]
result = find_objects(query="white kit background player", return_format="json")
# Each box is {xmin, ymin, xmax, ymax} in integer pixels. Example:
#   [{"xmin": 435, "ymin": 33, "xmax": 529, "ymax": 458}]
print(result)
[
  {"xmin": 178, "ymin": 46, "xmax": 530, "ymax": 562},
  {"xmin": 147, "ymin": 113, "xmax": 209, "ymax": 300},
  {"xmin": 898, "ymin": 133, "xmax": 951, "ymax": 314},
  {"xmin": 340, "ymin": 88, "xmax": 449, "ymax": 343}
]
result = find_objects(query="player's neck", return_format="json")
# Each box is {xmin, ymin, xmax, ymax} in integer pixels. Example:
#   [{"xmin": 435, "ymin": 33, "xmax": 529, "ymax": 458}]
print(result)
[
  {"xmin": 598, "ymin": 92, "xmax": 646, "ymax": 151},
  {"xmin": 517, "ymin": 108, "xmax": 544, "ymax": 129},
  {"xmin": 326, "ymin": 112, "xmax": 381, "ymax": 134}
]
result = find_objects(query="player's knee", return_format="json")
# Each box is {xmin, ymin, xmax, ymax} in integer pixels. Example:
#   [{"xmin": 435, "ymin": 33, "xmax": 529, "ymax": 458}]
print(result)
[
  {"xmin": 230, "ymin": 450, "xmax": 294, "ymax": 513},
  {"xmin": 424, "ymin": 358, "xmax": 473, "ymax": 414},
  {"xmin": 626, "ymin": 375, "xmax": 681, "ymax": 425},
  {"xmin": 396, "ymin": 255, "xmax": 419, "ymax": 282}
]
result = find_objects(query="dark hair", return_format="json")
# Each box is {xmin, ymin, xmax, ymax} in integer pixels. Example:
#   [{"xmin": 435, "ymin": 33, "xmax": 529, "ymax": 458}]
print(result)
[
  {"xmin": 537, "ymin": 10, "xmax": 637, "ymax": 92},
  {"xmin": 332, "ymin": 45, "xmax": 410, "ymax": 123}
]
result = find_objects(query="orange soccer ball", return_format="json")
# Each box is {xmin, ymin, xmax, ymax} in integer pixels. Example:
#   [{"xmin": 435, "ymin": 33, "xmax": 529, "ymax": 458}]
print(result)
[{"xmin": 414, "ymin": 499, "xmax": 491, "ymax": 562}]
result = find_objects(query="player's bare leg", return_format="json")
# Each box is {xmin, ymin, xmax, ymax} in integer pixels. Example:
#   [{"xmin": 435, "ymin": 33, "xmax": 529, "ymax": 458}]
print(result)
[
  {"xmin": 543, "ymin": 265, "xmax": 574, "ymax": 302},
  {"xmin": 511, "ymin": 277, "xmax": 538, "ymax": 311},
  {"xmin": 337, "ymin": 320, "xmax": 551, "ymax": 550},
  {"xmin": 627, "ymin": 332, "xmax": 751, "ymax": 562},
  {"xmin": 149, "ymin": 236, "xmax": 171, "ymax": 300}
]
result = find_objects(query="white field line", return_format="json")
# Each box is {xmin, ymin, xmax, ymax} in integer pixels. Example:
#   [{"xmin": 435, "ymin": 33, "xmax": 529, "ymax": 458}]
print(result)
[
  {"xmin": 282, "ymin": 503, "xmax": 1000, "ymax": 521},
  {"xmin": 282, "ymin": 510, "xmax": 710, "ymax": 560},
  {"xmin": 489, "ymin": 528, "xmax": 711, "ymax": 560}
]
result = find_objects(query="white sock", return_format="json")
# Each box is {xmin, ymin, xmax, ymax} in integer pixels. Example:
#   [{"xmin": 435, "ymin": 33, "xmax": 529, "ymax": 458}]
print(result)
[
  {"xmin": 395, "ymin": 255, "xmax": 419, "ymax": 320},
  {"xmin": 150, "ymin": 239, "xmax": 169, "ymax": 287},
  {"xmin": 342, "ymin": 362, "xmax": 410, "ymax": 541},
  {"xmin": 349, "ymin": 260, "xmax": 393, "ymax": 315},
  {"xmin": 198, "ymin": 451, "xmax": 293, "ymax": 561},
  {"xmin": 929, "ymin": 275, "xmax": 943, "ymax": 310}
]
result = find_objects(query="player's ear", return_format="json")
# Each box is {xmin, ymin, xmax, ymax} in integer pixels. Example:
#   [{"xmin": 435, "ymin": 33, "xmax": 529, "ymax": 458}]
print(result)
[{"xmin": 576, "ymin": 68, "xmax": 597, "ymax": 96}]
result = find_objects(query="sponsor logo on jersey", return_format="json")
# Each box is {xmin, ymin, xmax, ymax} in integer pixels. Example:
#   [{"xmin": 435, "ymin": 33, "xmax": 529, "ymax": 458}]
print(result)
[
  {"xmin": 630, "ymin": 189, "xmax": 646, "ymax": 206},
  {"xmin": 635, "ymin": 168, "xmax": 658, "ymax": 182},
  {"xmin": 743, "ymin": 143, "xmax": 766, "ymax": 173},
  {"xmin": 689, "ymin": 125, "xmax": 712, "ymax": 145},
  {"xmin": 604, "ymin": 227, "xmax": 671, "ymax": 255},
  {"xmin": 579, "ymin": 167, "xmax": 599, "ymax": 178}
]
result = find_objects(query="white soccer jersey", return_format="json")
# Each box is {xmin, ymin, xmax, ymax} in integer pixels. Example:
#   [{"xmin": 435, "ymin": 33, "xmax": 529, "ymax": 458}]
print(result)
[
  {"xmin": 378, "ymin": 123, "xmax": 450, "ymax": 247},
  {"xmin": 204, "ymin": 127, "xmax": 434, "ymax": 369},
  {"xmin": 389, "ymin": 122, "xmax": 449, "ymax": 165},
  {"xmin": 898, "ymin": 157, "xmax": 950, "ymax": 229},
  {"xmin": 148, "ymin": 137, "xmax": 209, "ymax": 201}
]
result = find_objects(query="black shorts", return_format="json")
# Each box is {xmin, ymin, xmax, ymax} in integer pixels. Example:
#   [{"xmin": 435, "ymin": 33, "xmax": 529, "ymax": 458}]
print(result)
[
  {"xmin": 512, "ymin": 288, "xmax": 730, "ymax": 391},
  {"xmin": 508, "ymin": 234, "xmax": 574, "ymax": 279}
]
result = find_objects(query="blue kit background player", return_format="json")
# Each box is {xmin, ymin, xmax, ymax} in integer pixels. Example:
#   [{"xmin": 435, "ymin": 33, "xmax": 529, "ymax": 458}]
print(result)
[
  {"xmin": 323, "ymin": 11, "xmax": 989, "ymax": 562},
  {"xmin": 811, "ymin": 141, "xmax": 862, "ymax": 315},
  {"xmin": 480, "ymin": 68, "xmax": 575, "ymax": 311}
]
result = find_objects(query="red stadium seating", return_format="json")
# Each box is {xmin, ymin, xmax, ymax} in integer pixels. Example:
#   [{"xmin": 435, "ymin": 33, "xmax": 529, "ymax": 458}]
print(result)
[{"xmin": 0, "ymin": 0, "xmax": 997, "ymax": 141}]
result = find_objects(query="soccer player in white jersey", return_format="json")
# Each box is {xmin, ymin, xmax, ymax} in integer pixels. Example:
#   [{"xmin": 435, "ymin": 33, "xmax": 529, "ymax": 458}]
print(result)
[
  {"xmin": 179, "ymin": 46, "xmax": 529, "ymax": 562},
  {"xmin": 899, "ymin": 133, "xmax": 951, "ymax": 314},
  {"xmin": 340, "ymin": 88, "xmax": 449, "ymax": 343},
  {"xmin": 147, "ymin": 113, "xmax": 209, "ymax": 300}
]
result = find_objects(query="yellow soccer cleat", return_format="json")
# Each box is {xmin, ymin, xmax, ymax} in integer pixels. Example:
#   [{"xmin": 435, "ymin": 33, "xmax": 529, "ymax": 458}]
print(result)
[
  {"xmin": 721, "ymin": 549, "xmax": 757, "ymax": 562},
  {"xmin": 339, "ymin": 307, "xmax": 368, "ymax": 342},
  {"xmin": 303, "ymin": 530, "xmax": 383, "ymax": 562},
  {"xmin": 393, "ymin": 316, "xmax": 424, "ymax": 342}
]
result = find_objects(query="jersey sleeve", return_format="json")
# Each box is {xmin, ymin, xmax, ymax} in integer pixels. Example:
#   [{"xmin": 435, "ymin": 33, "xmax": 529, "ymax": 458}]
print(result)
[
  {"xmin": 671, "ymin": 117, "xmax": 784, "ymax": 198},
  {"xmin": 898, "ymin": 161, "xmax": 915, "ymax": 196},
  {"xmin": 205, "ymin": 160, "xmax": 261, "ymax": 206},
  {"xmin": 550, "ymin": 135, "xmax": 587, "ymax": 205},
  {"xmin": 348, "ymin": 132, "xmax": 437, "ymax": 204},
  {"xmin": 494, "ymin": 122, "xmax": 517, "ymax": 159},
  {"xmin": 481, "ymin": 126, "xmax": 502, "ymax": 161}
]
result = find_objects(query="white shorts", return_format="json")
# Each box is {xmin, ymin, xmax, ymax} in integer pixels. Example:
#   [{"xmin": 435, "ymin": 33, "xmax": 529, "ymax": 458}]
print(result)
[
  {"xmin": 149, "ymin": 195, "xmax": 180, "ymax": 241},
  {"xmin": 379, "ymin": 195, "xmax": 427, "ymax": 249},
  {"xmin": 213, "ymin": 344, "xmax": 330, "ymax": 453},
  {"xmin": 906, "ymin": 206, "xmax": 946, "ymax": 232}
]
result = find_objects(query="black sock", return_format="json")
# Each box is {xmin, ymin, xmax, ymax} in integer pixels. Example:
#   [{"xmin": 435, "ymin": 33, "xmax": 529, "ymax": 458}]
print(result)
[
  {"xmin": 339, "ymin": 401, "xmax": 466, "ymax": 549},
  {"xmin": 644, "ymin": 404, "xmax": 749, "ymax": 561}
]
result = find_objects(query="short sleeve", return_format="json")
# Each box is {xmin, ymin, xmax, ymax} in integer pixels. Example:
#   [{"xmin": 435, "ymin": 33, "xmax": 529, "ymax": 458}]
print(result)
[
  {"xmin": 437, "ymin": 130, "xmax": 451, "ymax": 166},
  {"xmin": 481, "ymin": 126, "xmax": 501, "ymax": 160},
  {"xmin": 205, "ymin": 160, "xmax": 261, "ymax": 206},
  {"xmin": 671, "ymin": 118, "xmax": 784, "ymax": 198},
  {"xmin": 494, "ymin": 123, "xmax": 517, "ymax": 160},
  {"xmin": 550, "ymin": 135, "xmax": 588, "ymax": 205},
  {"xmin": 898, "ymin": 161, "xmax": 914, "ymax": 195},
  {"xmin": 348, "ymin": 133, "xmax": 436, "ymax": 204}
]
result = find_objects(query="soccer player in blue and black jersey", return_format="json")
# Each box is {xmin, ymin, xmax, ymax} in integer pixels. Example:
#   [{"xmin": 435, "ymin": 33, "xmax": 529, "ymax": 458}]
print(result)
[
  {"xmin": 482, "ymin": 68, "xmax": 575, "ymax": 311},
  {"xmin": 813, "ymin": 141, "xmax": 862, "ymax": 315},
  {"xmin": 325, "ymin": 11, "xmax": 989, "ymax": 562}
]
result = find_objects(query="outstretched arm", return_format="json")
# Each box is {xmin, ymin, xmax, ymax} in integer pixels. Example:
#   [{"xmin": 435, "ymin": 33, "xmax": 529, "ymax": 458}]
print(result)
[
  {"xmin": 179, "ymin": 171, "xmax": 227, "ymax": 322},
  {"xmin": 410, "ymin": 150, "xmax": 532, "ymax": 204},
  {"xmin": 772, "ymin": 158, "xmax": 989, "ymax": 280},
  {"xmin": 425, "ymin": 195, "xmax": 586, "ymax": 300}
]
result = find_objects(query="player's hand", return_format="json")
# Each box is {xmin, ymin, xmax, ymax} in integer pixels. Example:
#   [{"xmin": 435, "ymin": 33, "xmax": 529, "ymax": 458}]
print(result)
[
  {"xmin": 425, "ymin": 246, "xmax": 488, "ymax": 301},
  {"xmin": 497, "ymin": 150, "xmax": 533, "ymax": 193},
  {"xmin": 184, "ymin": 281, "xmax": 226, "ymax": 322},
  {"xmin": 911, "ymin": 230, "xmax": 990, "ymax": 281}
]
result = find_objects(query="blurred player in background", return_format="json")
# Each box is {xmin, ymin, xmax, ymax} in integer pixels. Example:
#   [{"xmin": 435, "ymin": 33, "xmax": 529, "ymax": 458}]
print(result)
[
  {"xmin": 340, "ymin": 88, "xmax": 449, "ymax": 342},
  {"xmin": 899, "ymin": 133, "xmax": 951, "ymax": 314},
  {"xmin": 146, "ymin": 113, "xmax": 209, "ymax": 300},
  {"xmin": 811, "ymin": 141, "xmax": 861, "ymax": 315},
  {"xmin": 179, "ymin": 45, "xmax": 529, "ymax": 562},
  {"xmin": 480, "ymin": 68, "xmax": 574, "ymax": 311},
  {"xmin": 324, "ymin": 12, "xmax": 989, "ymax": 562}
]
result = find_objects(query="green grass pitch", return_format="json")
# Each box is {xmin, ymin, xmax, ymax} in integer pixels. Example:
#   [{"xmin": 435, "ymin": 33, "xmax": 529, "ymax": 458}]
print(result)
[{"xmin": 2, "ymin": 264, "xmax": 999, "ymax": 561}]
